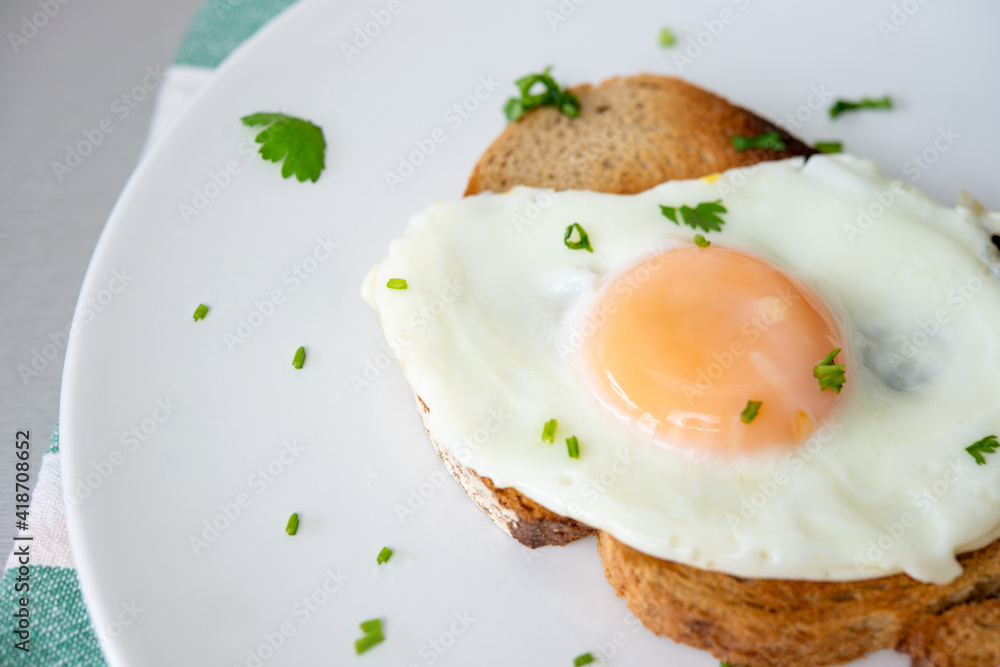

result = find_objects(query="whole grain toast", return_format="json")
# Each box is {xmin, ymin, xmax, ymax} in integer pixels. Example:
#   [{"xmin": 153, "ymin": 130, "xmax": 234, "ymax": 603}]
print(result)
[
  {"xmin": 419, "ymin": 73, "xmax": 997, "ymax": 665},
  {"xmin": 599, "ymin": 532, "xmax": 1000, "ymax": 666},
  {"xmin": 460, "ymin": 74, "xmax": 816, "ymax": 548},
  {"xmin": 465, "ymin": 73, "xmax": 816, "ymax": 196}
]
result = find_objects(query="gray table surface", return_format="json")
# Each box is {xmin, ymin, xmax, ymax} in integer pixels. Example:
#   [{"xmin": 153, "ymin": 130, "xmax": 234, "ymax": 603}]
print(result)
[{"xmin": 0, "ymin": 0, "xmax": 203, "ymax": 567}]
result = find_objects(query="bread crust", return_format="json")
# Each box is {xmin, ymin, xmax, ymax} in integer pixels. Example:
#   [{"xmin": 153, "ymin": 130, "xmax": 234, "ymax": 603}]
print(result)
[
  {"xmin": 416, "ymin": 73, "xmax": 998, "ymax": 665},
  {"xmin": 902, "ymin": 596, "xmax": 1000, "ymax": 666},
  {"xmin": 465, "ymin": 73, "xmax": 816, "ymax": 197},
  {"xmin": 415, "ymin": 396, "xmax": 593, "ymax": 547},
  {"xmin": 599, "ymin": 532, "xmax": 1000, "ymax": 666}
]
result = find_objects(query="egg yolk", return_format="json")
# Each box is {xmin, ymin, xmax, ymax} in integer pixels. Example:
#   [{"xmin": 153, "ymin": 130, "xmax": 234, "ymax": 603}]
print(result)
[{"xmin": 584, "ymin": 246, "xmax": 842, "ymax": 456}]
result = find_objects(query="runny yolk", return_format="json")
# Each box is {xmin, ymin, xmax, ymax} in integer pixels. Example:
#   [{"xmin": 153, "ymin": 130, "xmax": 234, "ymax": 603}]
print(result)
[{"xmin": 584, "ymin": 246, "xmax": 842, "ymax": 456}]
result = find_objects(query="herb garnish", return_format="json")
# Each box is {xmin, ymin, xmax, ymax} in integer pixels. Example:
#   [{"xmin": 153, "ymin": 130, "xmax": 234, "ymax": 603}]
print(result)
[
  {"xmin": 741, "ymin": 400, "xmax": 762, "ymax": 424},
  {"xmin": 566, "ymin": 436, "xmax": 580, "ymax": 459},
  {"xmin": 829, "ymin": 96, "xmax": 893, "ymax": 119},
  {"xmin": 731, "ymin": 131, "xmax": 785, "ymax": 152},
  {"xmin": 814, "ymin": 348, "xmax": 846, "ymax": 393},
  {"xmin": 660, "ymin": 200, "xmax": 727, "ymax": 233},
  {"xmin": 504, "ymin": 68, "xmax": 580, "ymax": 122},
  {"xmin": 967, "ymin": 435, "xmax": 1000, "ymax": 466},
  {"xmin": 355, "ymin": 618, "xmax": 384, "ymax": 654},
  {"xmin": 564, "ymin": 223, "xmax": 593, "ymax": 252},
  {"xmin": 542, "ymin": 419, "xmax": 557, "ymax": 443},
  {"xmin": 241, "ymin": 112, "xmax": 326, "ymax": 182}
]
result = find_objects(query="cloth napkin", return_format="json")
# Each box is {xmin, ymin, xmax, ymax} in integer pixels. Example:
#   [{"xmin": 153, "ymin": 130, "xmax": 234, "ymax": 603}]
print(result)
[{"xmin": 1, "ymin": 2, "xmax": 297, "ymax": 664}]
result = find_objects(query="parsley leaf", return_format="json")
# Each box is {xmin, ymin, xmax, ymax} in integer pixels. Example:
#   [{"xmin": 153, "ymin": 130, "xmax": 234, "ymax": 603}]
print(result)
[
  {"xmin": 731, "ymin": 131, "xmax": 785, "ymax": 152},
  {"xmin": 814, "ymin": 348, "xmax": 846, "ymax": 393},
  {"xmin": 241, "ymin": 112, "xmax": 326, "ymax": 182},
  {"xmin": 504, "ymin": 67, "xmax": 580, "ymax": 122},
  {"xmin": 966, "ymin": 435, "xmax": 1000, "ymax": 465},
  {"xmin": 829, "ymin": 96, "xmax": 893, "ymax": 118},
  {"xmin": 660, "ymin": 200, "xmax": 727, "ymax": 232},
  {"xmin": 659, "ymin": 28, "xmax": 676, "ymax": 47},
  {"xmin": 694, "ymin": 234, "xmax": 711, "ymax": 248}
]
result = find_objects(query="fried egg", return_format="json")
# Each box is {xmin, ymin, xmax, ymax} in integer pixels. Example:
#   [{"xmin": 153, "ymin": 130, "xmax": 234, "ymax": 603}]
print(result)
[{"xmin": 363, "ymin": 154, "xmax": 1000, "ymax": 584}]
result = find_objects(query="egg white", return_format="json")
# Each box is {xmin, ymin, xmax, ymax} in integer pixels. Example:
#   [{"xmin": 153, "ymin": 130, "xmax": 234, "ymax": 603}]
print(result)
[{"xmin": 363, "ymin": 154, "xmax": 1000, "ymax": 584}]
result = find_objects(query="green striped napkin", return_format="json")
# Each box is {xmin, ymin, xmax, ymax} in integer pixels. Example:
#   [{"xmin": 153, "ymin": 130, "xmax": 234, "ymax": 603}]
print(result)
[{"xmin": 0, "ymin": 2, "xmax": 297, "ymax": 664}]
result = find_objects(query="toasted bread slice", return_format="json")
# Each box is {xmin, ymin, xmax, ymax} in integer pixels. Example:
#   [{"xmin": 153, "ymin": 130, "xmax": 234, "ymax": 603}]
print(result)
[
  {"xmin": 901, "ymin": 595, "xmax": 1000, "ymax": 666},
  {"xmin": 456, "ymin": 74, "xmax": 815, "ymax": 548},
  {"xmin": 599, "ymin": 531, "xmax": 1000, "ymax": 667},
  {"xmin": 426, "ymin": 73, "xmax": 999, "ymax": 666},
  {"xmin": 415, "ymin": 396, "xmax": 592, "ymax": 547},
  {"xmin": 466, "ymin": 73, "xmax": 816, "ymax": 196}
]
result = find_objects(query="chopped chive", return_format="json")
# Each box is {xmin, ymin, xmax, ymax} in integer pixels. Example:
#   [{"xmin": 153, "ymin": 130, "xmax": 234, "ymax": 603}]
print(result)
[
  {"xmin": 292, "ymin": 346, "xmax": 306, "ymax": 369},
  {"xmin": 563, "ymin": 223, "xmax": 593, "ymax": 253},
  {"xmin": 566, "ymin": 436, "xmax": 580, "ymax": 459},
  {"xmin": 741, "ymin": 400, "xmax": 762, "ymax": 424},
  {"xmin": 829, "ymin": 95, "xmax": 893, "ymax": 118},
  {"xmin": 193, "ymin": 304, "xmax": 209, "ymax": 321},
  {"xmin": 721, "ymin": 662, "xmax": 735, "ymax": 667},
  {"xmin": 354, "ymin": 631, "xmax": 384, "ymax": 654},
  {"xmin": 285, "ymin": 513, "xmax": 299, "ymax": 535},
  {"xmin": 386, "ymin": 278, "xmax": 408, "ymax": 290},
  {"xmin": 694, "ymin": 234, "xmax": 711, "ymax": 248},
  {"xmin": 731, "ymin": 131, "xmax": 785, "ymax": 152},
  {"xmin": 503, "ymin": 68, "xmax": 580, "ymax": 122},
  {"xmin": 355, "ymin": 618, "xmax": 384, "ymax": 654},
  {"xmin": 360, "ymin": 619, "xmax": 382, "ymax": 634},
  {"xmin": 542, "ymin": 418, "xmax": 557, "ymax": 443},
  {"xmin": 376, "ymin": 546, "xmax": 393, "ymax": 564},
  {"xmin": 574, "ymin": 653, "xmax": 595, "ymax": 666},
  {"xmin": 658, "ymin": 28, "xmax": 676, "ymax": 47},
  {"xmin": 818, "ymin": 348, "xmax": 840, "ymax": 366},
  {"xmin": 814, "ymin": 141, "xmax": 843, "ymax": 154},
  {"xmin": 813, "ymin": 348, "xmax": 846, "ymax": 393}
]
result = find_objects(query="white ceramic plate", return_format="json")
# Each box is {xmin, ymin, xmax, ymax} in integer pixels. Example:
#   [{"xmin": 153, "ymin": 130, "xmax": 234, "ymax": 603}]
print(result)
[{"xmin": 61, "ymin": 1, "xmax": 1000, "ymax": 665}]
